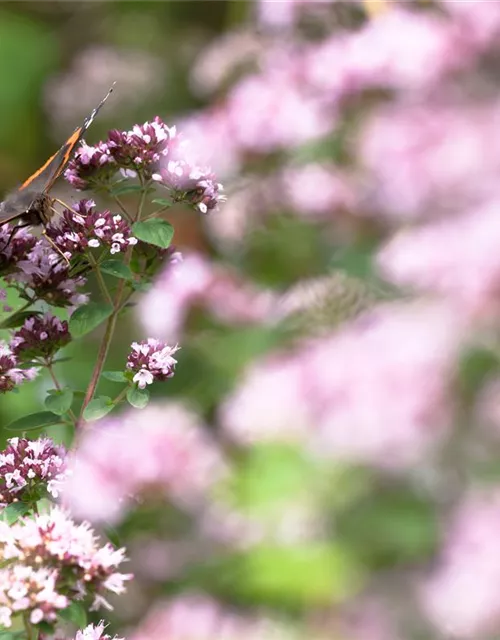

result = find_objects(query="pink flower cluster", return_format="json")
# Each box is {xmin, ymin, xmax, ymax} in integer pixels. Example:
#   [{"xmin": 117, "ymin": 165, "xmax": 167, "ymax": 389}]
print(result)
[
  {"xmin": 129, "ymin": 594, "xmax": 295, "ymax": 640},
  {"xmin": 0, "ymin": 225, "xmax": 37, "ymax": 276},
  {"xmin": 10, "ymin": 313, "xmax": 70, "ymax": 361},
  {"xmin": 63, "ymin": 402, "xmax": 227, "ymax": 524},
  {"xmin": 0, "ymin": 342, "xmax": 38, "ymax": 393},
  {"xmin": 0, "ymin": 507, "xmax": 132, "ymax": 627},
  {"xmin": 71, "ymin": 622, "xmax": 123, "ymax": 640},
  {"xmin": 12, "ymin": 240, "xmax": 88, "ymax": 309},
  {"xmin": 220, "ymin": 302, "xmax": 463, "ymax": 469},
  {"xmin": 0, "ymin": 437, "xmax": 67, "ymax": 506},
  {"xmin": 46, "ymin": 199, "xmax": 137, "ymax": 259},
  {"xmin": 420, "ymin": 492, "xmax": 500, "ymax": 638},
  {"xmin": 138, "ymin": 253, "xmax": 276, "ymax": 341},
  {"xmin": 126, "ymin": 339, "xmax": 179, "ymax": 389},
  {"xmin": 64, "ymin": 117, "xmax": 225, "ymax": 214}
]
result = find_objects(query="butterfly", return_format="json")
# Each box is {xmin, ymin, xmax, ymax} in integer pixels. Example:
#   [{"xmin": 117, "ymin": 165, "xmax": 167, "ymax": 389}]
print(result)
[{"xmin": 0, "ymin": 84, "xmax": 115, "ymax": 235}]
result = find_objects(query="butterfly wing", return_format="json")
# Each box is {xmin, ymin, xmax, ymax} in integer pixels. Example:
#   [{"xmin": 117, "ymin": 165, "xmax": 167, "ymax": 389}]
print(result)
[{"xmin": 0, "ymin": 83, "xmax": 115, "ymax": 223}]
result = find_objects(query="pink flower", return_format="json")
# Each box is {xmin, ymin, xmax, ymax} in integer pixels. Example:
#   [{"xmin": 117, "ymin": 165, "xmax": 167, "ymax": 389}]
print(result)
[
  {"xmin": 420, "ymin": 492, "xmax": 500, "ymax": 637},
  {"xmin": 0, "ymin": 437, "xmax": 67, "ymax": 506},
  {"xmin": 0, "ymin": 565, "xmax": 68, "ymax": 627},
  {"xmin": 129, "ymin": 594, "xmax": 294, "ymax": 640},
  {"xmin": 126, "ymin": 339, "xmax": 179, "ymax": 389},
  {"xmin": 221, "ymin": 302, "xmax": 463, "ymax": 469},
  {"xmin": 0, "ymin": 342, "xmax": 38, "ymax": 393},
  {"xmin": 46, "ymin": 200, "xmax": 137, "ymax": 258},
  {"xmin": 360, "ymin": 101, "xmax": 500, "ymax": 220},
  {"xmin": 10, "ymin": 313, "xmax": 70, "ymax": 361},
  {"xmin": 378, "ymin": 199, "xmax": 500, "ymax": 320},
  {"xmin": 138, "ymin": 253, "xmax": 276, "ymax": 341},
  {"xmin": 74, "ymin": 622, "xmax": 123, "ymax": 640},
  {"xmin": 63, "ymin": 402, "xmax": 227, "ymax": 524}
]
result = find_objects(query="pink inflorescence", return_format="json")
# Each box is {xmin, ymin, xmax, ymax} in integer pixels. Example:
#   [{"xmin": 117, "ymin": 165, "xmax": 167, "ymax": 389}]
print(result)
[
  {"xmin": 63, "ymin": 402, "xmax": 226, "ymax": 524},
  {"xmin": 11, "ymin": 241, "xmax": 88, "ymax": 309},
  {"xmin": 126, "ymin": 339, "xmax": 180, "ymax": 389},
  {"xmin": 129, "ymin": 593, "xmax": 294, "ymax": 640},
  {"xmin": 64, "ymin": 117, "xmax": 225, "ymax": 214},
  {"xmin": 72, "ymin": 622, "xmax": 124, "ymax": 640},
  {"xmin": 0, "ymin": 226, "xmax": 37, "ymax": 276},
  {"xmin": 46, "ymin": 199, "xmax": 137, "ymax": 259},
  {"xmin": 10, "ymin": 313, "xmax": 71, "ymax": 360},
  {"xmin": 0, "ymin": 342, "xmax": 38, "ymax": 393},
  {"xmin": 0, "ymin": 437, "xmax": 68, "ymax": 506},
  {"xmin": 0, "ymin": 507, "xmax": 132, "ymax": 627}
]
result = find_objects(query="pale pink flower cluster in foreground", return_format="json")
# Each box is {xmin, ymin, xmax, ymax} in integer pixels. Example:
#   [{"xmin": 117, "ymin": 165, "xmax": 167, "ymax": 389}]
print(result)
[
  {"xmin": 0, "ymin": 508, "xmax": 131, "ymax": 627},
  {"xmin": 129, "ymin": 593, "xmax": 298, "ymax": 640},
  {"xmin": 420, "ymin": 492, "xmax": 500, "ymax": 638},
  {"xmin": 63, "ymin": 402, "xmax": 227, "ymax": 524}
]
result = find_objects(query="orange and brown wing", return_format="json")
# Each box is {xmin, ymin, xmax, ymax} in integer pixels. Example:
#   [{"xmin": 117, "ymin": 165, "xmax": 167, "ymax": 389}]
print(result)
[{"xmin": 18, "ymin": 83, "xmax": 116, "ymax": 196}]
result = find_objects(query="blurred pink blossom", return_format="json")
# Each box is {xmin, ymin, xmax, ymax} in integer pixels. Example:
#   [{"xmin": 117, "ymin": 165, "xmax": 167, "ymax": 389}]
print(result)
[
  {"xmin": 378, "ymin": 199, "xmax": 500, "ymax": 320},
  {"xmin": 360, "ymin": 101, "xmax": 500, "ymax": 220},
  {"xmin": 420, "ymin": 491, "xmax": 500, "ymax": 637},
  {"xmin": 138, "ymin": 253, "xmax": 276, "ymax": 341},
  {"xmin": 63, "ymin": 402, "xmax": 227, "ymax": 524},
  {"xmin": 221, "ymin": 302, "xmax": 463, "ymax": 469},
  {"xmin": 129, "ymin": 593, "xmax": 297, "ymax": 640}
]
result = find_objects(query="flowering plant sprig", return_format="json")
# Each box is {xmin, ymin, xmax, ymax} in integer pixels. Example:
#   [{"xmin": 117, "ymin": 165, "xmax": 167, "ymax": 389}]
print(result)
[{"xmin": 0, "ymin": 113, "xmax": 224, "ymax": 639}]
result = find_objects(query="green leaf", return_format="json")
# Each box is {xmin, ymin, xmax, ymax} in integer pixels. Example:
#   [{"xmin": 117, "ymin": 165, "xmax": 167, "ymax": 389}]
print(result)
[
  {"xmin": 100, "ymin": 259, "xmax": 134, "ymax": 281},
  {"xmin": 69, "ymin": 302, "xmax": 113, "ymax": 338},
  {"xmin": 126, "ymin": 385, "xmax": 150, "ymax": 409},
  {"xmin": 102, "ymin": 370, "xmax": 128, "ymax": 383},
  {"xmin": 44, "ymin": 389, "xmax": 74, "ymax": 416},
  {"xmin": 132, "ymin": 219, "xmax": 174, "ymax": 249},
  {"xmin": 110, "ymin": 183, "xmax": 144, "ymax": 196},
  {"xmin": 5, "ymin": 411, "xmax": 63, "ymax": 431},
  {"xmin": 59, "ymin": 602, "xmax": 87, "ymax": 629},
  {"xmin": 0, "ymin": 310, "xmax": 40, "ymax": 329},
  {"xmin": 152, "ymin": 197, "xmax": 172, "ymax": 207},
  {"xmin": 82, "ymin": 396, "xmax": 114, "ymax": 422},
  {"xmin": 1, "ymin": 502, "xmax": 30, "ymax": 524},
  {"xmin": 0, "ymin": 631, "xmax": 26, "ymax": 639}
]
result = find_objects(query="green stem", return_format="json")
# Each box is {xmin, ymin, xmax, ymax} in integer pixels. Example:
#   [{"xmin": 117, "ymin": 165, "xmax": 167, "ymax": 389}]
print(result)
[
  {"xmin": 78, "ymin": 184, "xmax": 149, "ymax": 427},
  {"xmin": 112, "ymin": 195, "xmax": 132, "ymax": 221},
  {"xmin": 87, "ymin": 253, "xmax": 113, "ymax": 306},
  {"xmin": 45, "ymin": 361, "xmax": 78, "ymax": 426},
  {"xmin": 112, "ymin": 385, "xmax": 129, "ymax": 406},
  {"xmin": 23, "ymin": 612, "xmax": 34, "ymax": 640}
]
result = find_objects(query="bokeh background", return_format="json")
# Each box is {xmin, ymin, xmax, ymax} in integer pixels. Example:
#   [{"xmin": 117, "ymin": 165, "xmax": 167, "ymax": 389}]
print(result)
[{"xmin": 4, "ymin": 1, "xmax": 500, "ymax": 638}]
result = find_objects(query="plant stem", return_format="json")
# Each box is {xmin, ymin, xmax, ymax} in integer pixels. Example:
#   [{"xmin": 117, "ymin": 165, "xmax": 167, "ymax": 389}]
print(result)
[
  {"xmin": 23, "ymin": 612, "xmax": 34, "ymax": 640},
  {"xmin": 87, "ymin": 253, "xmax": 113, "ymax": 306},
  {"xmin": 112, "ymin": 385, "xmax": 129, "ymax": 406},
  {"xmin": 113, "ymin": 195, "xmax": 133, "ymax": 221},
  {"xmin": 46, "ymin": 361, "xmax": 78, "ymax": 425},
  {"xmin": 78, "ymin": 182, "xmax": 149, "ymax": 427}
]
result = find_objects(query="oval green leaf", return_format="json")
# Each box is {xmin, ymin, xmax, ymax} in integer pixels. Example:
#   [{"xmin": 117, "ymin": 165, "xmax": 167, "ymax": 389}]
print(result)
[
  {"xmin": 5, "ymin": 411, "xmax": 64, "ymax": 431},
  {"xmin": 44, "ymin": 389, "xmax": 74, "ymax": 416},
  {"xmin": 110, "ymin": 183, "xmax": 144, "ymax": 197},
  {"xmin": 102, "ymin": 370, "xmax": 128, "ymax": 383},
  {"xmin": 132, "ymin": 219, "xmax": 174, "ymax": 249},
  {"xmin": 126, "ymin": 385, "xmax": 150, "ymax": 409},
  {"xmin": 2, "ymin": 502, "xmax": 30, "ymax": 524},
  {"xmin": 100, "ymin": 260, "xmax": 134, "ymax": 281},
  {"xmin": 69, "ymin": 302, "xmax": 113, "ymax": 338},
  {"xmin": 59, "ymin": 602, "xmax": 87, "ymax": 629},
  {"xmin": 82, "ymin": 396, "xmax": 114, "ymax": 422},
  {"xmin": 1, "ymin": 310, "xmax": 40, "ymax": 329}
]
